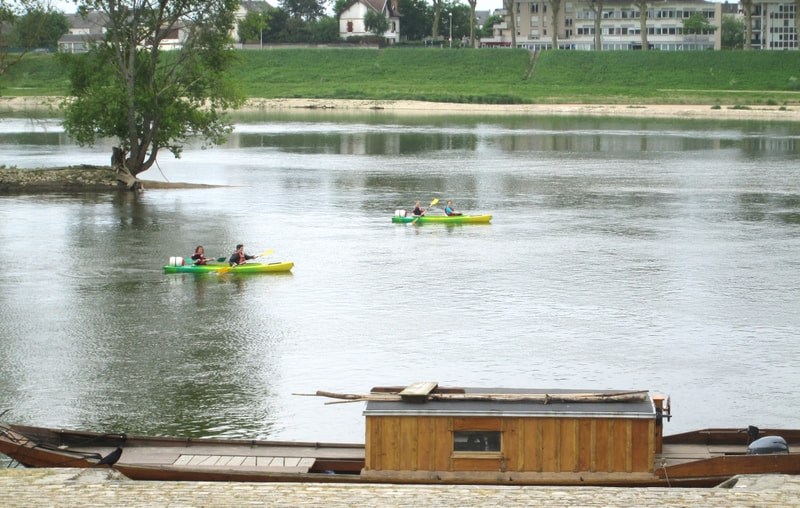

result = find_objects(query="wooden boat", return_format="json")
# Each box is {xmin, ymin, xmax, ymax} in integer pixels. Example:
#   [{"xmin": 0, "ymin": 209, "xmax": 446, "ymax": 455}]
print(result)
[
  {"xmin": 2, "ymin": 383, "xmax": 798, "ymax": 487},
  {"xmin": 163, "ymin": 261, "xmax": 294, "ymax": 274},
  {"xmin": 391, "ymin": 214, "xmax": 492, "ymax": 224}
]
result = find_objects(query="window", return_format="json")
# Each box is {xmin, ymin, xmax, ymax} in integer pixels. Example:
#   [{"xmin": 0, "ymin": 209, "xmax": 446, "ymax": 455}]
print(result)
[{"xmin": 453, "ymin": 431, "xmax": 501, "ymax": 452}]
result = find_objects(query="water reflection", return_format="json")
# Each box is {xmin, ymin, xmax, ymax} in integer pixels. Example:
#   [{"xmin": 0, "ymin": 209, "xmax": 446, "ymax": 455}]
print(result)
[{"xmin": 1, "ymin": 113, "xmax": 799, "ymax": 445}]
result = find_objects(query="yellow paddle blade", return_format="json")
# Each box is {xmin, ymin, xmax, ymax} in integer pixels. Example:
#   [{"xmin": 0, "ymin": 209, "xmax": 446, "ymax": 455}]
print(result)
[
  {"xmin": 430, "ymin": 198, "xmax": 439, "ymax": 207},
  {"xmin": 257, "ymin": 249, "xmax": 274, "ymax": 258}
]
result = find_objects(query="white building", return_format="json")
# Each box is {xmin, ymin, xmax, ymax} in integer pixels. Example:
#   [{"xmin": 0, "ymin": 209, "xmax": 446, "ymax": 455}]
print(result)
[{"xmin": 339, "ymin": 0, "xmax": 401, "ymax": 43}]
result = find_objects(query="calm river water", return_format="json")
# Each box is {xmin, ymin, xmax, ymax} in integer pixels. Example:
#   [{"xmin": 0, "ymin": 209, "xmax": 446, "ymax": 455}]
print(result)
[{"xmin": 1, "ymin": 110, "xmax": 799, "ymax": 445}]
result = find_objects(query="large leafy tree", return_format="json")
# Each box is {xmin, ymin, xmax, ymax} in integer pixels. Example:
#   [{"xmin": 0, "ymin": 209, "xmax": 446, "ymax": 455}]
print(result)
[
  {"xmin": 60, "ymin": 0, "xmax": 245, "ymax": 190},
  {"xmin": 1, "ymin": 0, "xmax": 60, "ymax": 78}
]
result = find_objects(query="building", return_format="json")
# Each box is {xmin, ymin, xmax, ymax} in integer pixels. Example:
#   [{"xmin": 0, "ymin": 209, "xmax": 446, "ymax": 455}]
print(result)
[
  {"xmin": 339, "ymin": 0, "xmax": 401, "ymax": 43},
  {"xmin": 744, "ymin": 0, "xmax": 799, "ymax": 49},
  {"xmin": 481, "ymin": 0, "xmax": 752, "ymax": 50}
]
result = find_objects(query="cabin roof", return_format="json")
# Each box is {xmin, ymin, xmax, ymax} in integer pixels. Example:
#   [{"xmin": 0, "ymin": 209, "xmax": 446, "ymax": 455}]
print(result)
[{"xmin": 363, "ymin": 387, "xmax": 656, "ymax": 419}]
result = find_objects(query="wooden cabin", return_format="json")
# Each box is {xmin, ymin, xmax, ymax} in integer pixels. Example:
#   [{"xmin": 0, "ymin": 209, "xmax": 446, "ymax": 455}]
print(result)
[{"xmin": 361, "ymin": 382, "xmax": 666, "ymax": 484}]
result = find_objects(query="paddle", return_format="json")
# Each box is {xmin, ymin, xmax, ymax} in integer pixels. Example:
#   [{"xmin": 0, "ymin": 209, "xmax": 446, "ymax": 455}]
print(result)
[
  {"xmin": 412, "ymin": 198, "xmax": 439, "ymax": 224},
  {"xmin": 217, "ymin": 250, "xmax": 273, "ymax": 274}
]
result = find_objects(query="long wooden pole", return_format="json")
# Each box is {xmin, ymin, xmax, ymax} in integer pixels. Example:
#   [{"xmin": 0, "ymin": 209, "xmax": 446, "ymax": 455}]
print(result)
[{"xmin": 300, "ymin": 390, "xmax": 650, "ymax": 405}]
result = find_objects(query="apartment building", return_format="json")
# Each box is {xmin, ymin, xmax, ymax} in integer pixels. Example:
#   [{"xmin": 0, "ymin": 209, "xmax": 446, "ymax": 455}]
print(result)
[{"xmin": 482, "ymin": 0, "xmax": 777, "ymax": 50}]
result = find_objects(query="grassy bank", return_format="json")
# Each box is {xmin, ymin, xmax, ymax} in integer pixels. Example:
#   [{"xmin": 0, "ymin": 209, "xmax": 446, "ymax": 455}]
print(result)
[{"xmin": 4, "ymin": 48, "xmax": 800, "ymax": 105}]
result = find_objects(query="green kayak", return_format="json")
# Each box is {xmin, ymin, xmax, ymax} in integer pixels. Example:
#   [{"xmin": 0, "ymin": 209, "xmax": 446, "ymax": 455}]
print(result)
[
  {"xmin": 163, "ymin": 260, "xmax": 294, "ymax": 274},
  {"xmin": 391, "ymin": 214, "xmax": 492, "ymax": 224}
]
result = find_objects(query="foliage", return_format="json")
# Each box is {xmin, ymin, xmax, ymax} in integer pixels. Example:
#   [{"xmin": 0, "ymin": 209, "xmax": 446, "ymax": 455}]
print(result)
[
  {"xmin": 238, "ymin": 10, "xmax": 272, "ymax": 44},
  {"xmin": 397, "ymin": 0, "xmax": 432, "ymax": 41},
  {"xmin": 682, "ymin": 12, "xmax": 716, "ymax": 36},
  {"xmin": 332, "ymin": 0, "xmax": 349, "ymax": 17},
  {"xmin": 479, "ymin": 14, "xmax": 502, "ymax": 38},
  {"xmin": 60, "ymin": 0, "xmax": 246, "ymax": 186},
  {"xmin": 308, "ymin": 16, "xmax": 341, "ymax": 43},
  {"xmin": 721, "ymin": 14, "xmax": 744, "ymax": 50},
  {"xmin": 364, "ymin": 10, "xmax": 389, "ymax": 39},
  {"xmin": 0, "ymin": 0, "xmax": 59, "ymax": 78},
  {"xmin": 11, "ymin": 8, "xmax": 69, "ymax": 49},
  {"xmin": 281, "ymin": 0, "xmax": 325, "ymax": 21}
]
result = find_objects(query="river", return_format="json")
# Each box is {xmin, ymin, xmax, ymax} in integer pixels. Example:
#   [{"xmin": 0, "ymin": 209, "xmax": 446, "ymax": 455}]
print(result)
[{"xmin": 1, "ymin": 110, "xmax": 799, "ymax": 444}]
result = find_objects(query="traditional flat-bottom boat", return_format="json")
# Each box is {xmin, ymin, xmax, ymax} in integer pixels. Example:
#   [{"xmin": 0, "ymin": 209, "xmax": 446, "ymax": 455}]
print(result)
[
  {"xmin": 163, "ymin": 261, "xmax": 294, "ymax": 274},
  {"xmin": 391, "ymin": 214, "xmax": 492, "ymax": 224},
  {"xmin": 2, "ymin": 383, "xmax": 798, "ymax": 487}
]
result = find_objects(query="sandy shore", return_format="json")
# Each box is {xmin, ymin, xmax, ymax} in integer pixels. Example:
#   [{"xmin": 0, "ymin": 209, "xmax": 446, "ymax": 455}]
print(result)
[
  {"xmin": 245, "ymin": 98, "xmax": 800, "ymax": 121},
  {"xmin": 3, "ymin": 96, "xmax": 800, "ymax": 121}
]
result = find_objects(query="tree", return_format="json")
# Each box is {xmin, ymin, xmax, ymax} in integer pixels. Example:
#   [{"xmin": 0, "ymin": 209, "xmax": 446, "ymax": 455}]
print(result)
[
  {"xmin": 238, "ymin": 10, "xmax": 271, "ymax": 44},
  {"xmin": 720, "ymin": 14, "xmax": 744, "ymax": 49},
  {"xmin": 281, "ymin": 0, "xmax": 324, "ymax": 22},
  {"xmin": 502, "ymin": 0, "xmax": 515, "ymax": 48},
  {"xmin": 465, "ymin": 0, "xmax": 476, "ymax": 47},
  {"xmin": 740, "ymin": 0, "xmax": 753, "ymax": 50},
  {"xmin": 11, "ymin": 7, "xmax": 69, "ymax": 49},
  {"xmin": 308, "ymin": 15, "xmax": 340, "ymax": 43},
  {"xmin": 363, "ymin": 9, "xmax": 389, "ymax": 39},
  {"xmin": 547, "ymin": 0, "xmax": 562, "ymax": 49},
  {"xmin": 632, "ymin": 0, "xmax": 649, "ymax": 50},
  {"xmin": 61, "ymin": 0, "xmax": 245, "ymax": 190},
  {"xmin": 478, "ymin": 13, "xmax": 501, "ymax": 38},
  {"xmin": 0, "ymin": 0, "xmax": 60, "ymax": 78},
  {"xmin": 431, "ymin": 0, "xmax": 442, "ymax": 39},
  {"xmin": 587, "ymin": 0, "xmax": 604, "ymax": 50},
  {"xmin": 681, "ymin": 12, "xmax": 715, "ymax": 49},
  {"xmin": 397, "ymin": 0, "xmax": 432, "ymax": 41}
]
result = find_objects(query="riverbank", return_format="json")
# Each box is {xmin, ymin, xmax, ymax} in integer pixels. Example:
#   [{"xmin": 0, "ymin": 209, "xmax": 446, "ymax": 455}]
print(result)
[
  {"xmin": 4, "ymin": 96, "xmax": 800, "ymax": 121},
  {"xmin": 0, "ymin": 166, "xmax": 221, "ymax": 193},
  {"xmin": 1, "ymin": 469, "xmax": 799, "ymax": 508}
]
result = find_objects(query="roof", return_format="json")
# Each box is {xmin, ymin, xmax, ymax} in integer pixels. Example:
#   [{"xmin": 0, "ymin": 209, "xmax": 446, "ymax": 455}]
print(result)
[{"xmin": 363, "ymin": 387, "xmax": 656, "ymax": 420}]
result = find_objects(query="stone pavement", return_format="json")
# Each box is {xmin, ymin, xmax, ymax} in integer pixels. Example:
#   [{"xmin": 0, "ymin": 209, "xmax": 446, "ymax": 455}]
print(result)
[{"xmin": 1, "ymin": 468, "xmax": 799, "ymax": 507}]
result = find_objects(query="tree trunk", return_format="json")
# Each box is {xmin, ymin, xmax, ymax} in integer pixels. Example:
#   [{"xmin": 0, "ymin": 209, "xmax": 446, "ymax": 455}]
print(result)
[
  {"xmin": 468, "ymin": 0, "xmax": 477, "ymax": 47},
  {"xmin": 549, "ymin": 0, "xmax": 562, "ymax": 50},
  {"xmin": 636, "ymin": 0, "xmax": 649, "ymax": 50},
  {"xmin": 592, "ymin": 0, "xmax": 604, "ymax": 50},
  {"xmin": 504, "ymin": 0, "xmax": 516, "ymax": 48},
  {"xmin": 742, "ymin": 0, "xmax": 753, "ymax": 50},
  {"xmin": 110, "ymin": 146, "xmax": 143, "ymax": 191}
]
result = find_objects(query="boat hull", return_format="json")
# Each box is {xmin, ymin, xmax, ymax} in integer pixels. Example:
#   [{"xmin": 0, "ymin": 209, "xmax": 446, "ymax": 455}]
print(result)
[
  {"xmin": 163, "ymin": 261, "xmax": 293, "ymax": 274},
  {"xmin": 391, "ymin": 215, "xmax": 492, "ymax": 224},
  {"xmin": 3, "ymin": 424, "xmax": 798, "ymax": 487}
]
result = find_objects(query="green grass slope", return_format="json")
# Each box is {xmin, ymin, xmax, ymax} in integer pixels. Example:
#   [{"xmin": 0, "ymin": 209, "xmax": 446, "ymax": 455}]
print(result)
[{"xmin": 4, "ymin": 48, "xmax": 800, "ymax": 105}]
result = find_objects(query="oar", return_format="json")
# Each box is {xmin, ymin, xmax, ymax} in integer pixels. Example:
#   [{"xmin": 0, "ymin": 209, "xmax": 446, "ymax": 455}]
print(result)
[
  {"xmin": 217, "ymin": 250, "xmax": 273, "ymax": 274},
  {"xmin": 412, "ymin": 198, "xmax": 439, "ymax": 224}
]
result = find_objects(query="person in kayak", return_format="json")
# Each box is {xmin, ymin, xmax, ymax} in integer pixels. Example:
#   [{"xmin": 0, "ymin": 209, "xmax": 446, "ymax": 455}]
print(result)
[
  {"xmin": 229, "ymin": 244, "xmax": 257, "ymax": 266},
  {"xmin": 412, "ymin": 200, "xmax": 426, "ymax": 217},
  {"xmin": 191, "ymin": 246, "xmax": 207, "ymax": 265},
  {"xmin": 444, "ymin": 201, "xmax": 462, "ymax": 216}
]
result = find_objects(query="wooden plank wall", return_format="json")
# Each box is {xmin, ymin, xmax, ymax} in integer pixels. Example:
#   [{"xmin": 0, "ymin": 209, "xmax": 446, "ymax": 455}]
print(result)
[{"xmin": 365, "ymin": 415, "xmax": 654, "ymax": 473}]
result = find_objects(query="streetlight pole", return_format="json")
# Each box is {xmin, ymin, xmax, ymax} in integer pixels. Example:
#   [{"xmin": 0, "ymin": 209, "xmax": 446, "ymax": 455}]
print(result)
[{"xmin": 449, "ymin": 12, "xmax": 452, "ymax": 48}]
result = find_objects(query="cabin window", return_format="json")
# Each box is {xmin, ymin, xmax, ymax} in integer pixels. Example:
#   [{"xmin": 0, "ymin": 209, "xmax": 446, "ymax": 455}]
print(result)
[{"xmin": 453, "ymin": 431, "xmax": 501, "ymax": 452}]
